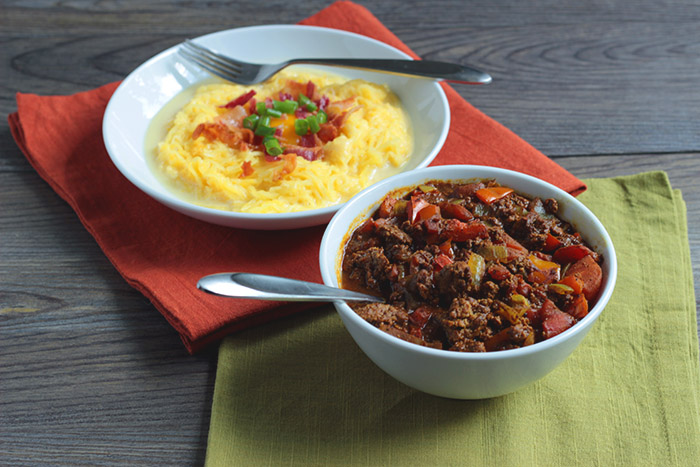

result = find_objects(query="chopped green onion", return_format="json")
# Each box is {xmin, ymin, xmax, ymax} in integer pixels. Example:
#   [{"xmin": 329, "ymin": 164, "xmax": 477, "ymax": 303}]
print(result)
[
  {"xmin": 294, "ymin": 118, "xmax": 309, "ymax": 135},
  {"xmin": 267, "ymin": 146, "xmax": 283, "ymax": 156},
  {"xmin": 242, "ymin": 114, "xmax": 259, "ymax": 130},
  {"xmin": 264, "ymin": 137, "xmax": 283, "ymax": 156},
  {"xmin": 256, "ymin": 102, "xmax": 267, "ymax": 115},
  {"xmin": 298, "ymin": 94, "xmax": 311, "ymax": 106},
  {"xmin": 306, "ymin": 114, "xmax": 320, "ymax": 133},
  {"xmin": 298, "ymin": 93, "xmax": 317, "ymax": 111},
  {"xmin": 258, "ymin": 115, "xmax": 271, "ymax": 128},
  {"xmin": 255, "ymin": 125, "xmax": 276, "ymax": 137},
  {"xmin": 265, "ymin": 108, "xmax": 283, "ymax": 118},
  {"xmin": 273, "ymin": 99, "xmax": 298, "ymax": 114},
  {"xmin": 317, "ymin": 110, "xmax": 327, "ymax": 124}
]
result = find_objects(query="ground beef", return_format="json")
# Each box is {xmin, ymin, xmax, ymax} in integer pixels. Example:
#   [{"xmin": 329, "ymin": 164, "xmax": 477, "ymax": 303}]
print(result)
[{"xmin": 341, "ymin": 179, "xmax": 605, "ymax": 352}]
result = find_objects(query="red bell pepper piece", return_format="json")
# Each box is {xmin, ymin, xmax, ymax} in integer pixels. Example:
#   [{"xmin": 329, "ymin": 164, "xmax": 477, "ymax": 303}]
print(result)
[
  {"xmin": 476, "ymin": 186, "xmax": 514, "ymax": 204},
  {"xmin": 552, "ymin": 244, "xmax": 593, "ymax": 263},
  {"xmin": 441, "ymin": 203, "xmax": 473, "ymax": 221},
  {"xmin": 416, "ymin": 204, "xmax": 441, "ymax": 223},
  {"xmin": 409, "ymin": 197, "xmax": 430, "ymax": 223},
  {"xmin": 443, "ymin": 219, "xmax": 489, "ymax": 242},
  {"xmin": 544, "ymin": 233, "xmax": 562, "ymax": 252},
  {"xmin": 409, "ymin": 306, "xmax": 433, "ymax": 328},
  {"xmin": 433, "ymin": 253, "xmax": 454, "ymax": 271}
]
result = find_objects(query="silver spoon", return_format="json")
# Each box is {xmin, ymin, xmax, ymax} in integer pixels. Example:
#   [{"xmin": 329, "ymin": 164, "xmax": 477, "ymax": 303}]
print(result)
[{"xmin": 197, "ymin": 272, "xmax": 384, "ymax": 303}]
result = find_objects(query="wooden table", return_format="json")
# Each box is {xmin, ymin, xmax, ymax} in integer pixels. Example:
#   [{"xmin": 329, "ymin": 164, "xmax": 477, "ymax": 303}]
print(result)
[{"xmin": 2, "ymin": 1, "xmax": 698, "ymax": 464}]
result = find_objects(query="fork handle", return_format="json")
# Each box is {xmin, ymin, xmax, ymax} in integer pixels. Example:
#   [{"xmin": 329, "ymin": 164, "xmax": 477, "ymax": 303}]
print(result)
[{"xmin": 285, "ymin": 58, "xmax": 491, "ymax": 84}]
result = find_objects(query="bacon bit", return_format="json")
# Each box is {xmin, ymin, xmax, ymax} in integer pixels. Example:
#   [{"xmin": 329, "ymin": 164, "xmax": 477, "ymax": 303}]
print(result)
[
  {"xmin": 192, "ymin": 123, "xmax": 205, "ymax": 140},
  {"xmin": 295, "ymin": 107, "xmax": 312, "ymax": 119},
  {"xmin": 281, "ymin": 80, "xmax": 317, "ymax": 100},
  {"xmin": 273, "ymin": 154, "xmax": 297, "ymax": 180},
  {"xmin": 306, "ymin": 81, "xmax": 317, "ymax": 100},
  {"xmin": 317, "ymin": 95, "xmax": 329, "ymax": 111},
  {"xmin": 283, "ymin": 145, "xmax": 323, "ymax": 161},
  {"xmin": 191, "ymin": 121, "xmax": 254, "ymax": 150},
  {"xmin": 221, "ymin": 90, "xmax": 256, "ymax": 109},
  {"xmin": 247, "ymin": 98, "xmax": 257, "ymax": 113},
  {"xmin": 240, "ymin": 161, "xmax": 254, "ymax": 177},
  {"xmin": 326, "ymin": 97, "xmax": 356, "ymax": 116},
  {"xmin": 317, "ymin": 123, "xmax": 339, "ymax": 143},
  {"xmin": 299, "ymin": 133, "xmax": 322, "ymax": 148},
  {"xmin": 278, "ymin": 92, "xmax": 293, "ymax": 101},
  {"xmin": 328, "ymin": 106, "xmax": 360, "ymax": 128},
  {"xmin": 216, "ymin": 106, "xmax": 248, "ymax": 128}
]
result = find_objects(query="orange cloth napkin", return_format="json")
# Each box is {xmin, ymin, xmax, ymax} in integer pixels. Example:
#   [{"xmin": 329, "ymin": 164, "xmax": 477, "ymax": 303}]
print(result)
[{"xmin": 8, "ymin": 1, "xmax": 585, "ymax": 353}]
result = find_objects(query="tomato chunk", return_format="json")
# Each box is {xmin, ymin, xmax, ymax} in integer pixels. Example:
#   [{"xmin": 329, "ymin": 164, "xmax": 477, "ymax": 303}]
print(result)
[
  {"xmin": 539, "ymin": 300, "xmax": 576, "ymax": 338},
  {"xmin": 564, "ymin": 255, "xmax": 603, "ymax": 301},
  {"xmin": 566, "ymin": 294, "xmax": 589, "ymax": 319},
  {"xmin": 378, "ymin": 196, "xmax": 397, "ymax": 218}
]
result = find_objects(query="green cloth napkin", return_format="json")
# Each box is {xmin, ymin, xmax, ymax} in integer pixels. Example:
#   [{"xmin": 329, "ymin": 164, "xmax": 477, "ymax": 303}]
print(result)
[{"xmin": 205, "ymin": 172, "xmax": 700, "ymax": 466}]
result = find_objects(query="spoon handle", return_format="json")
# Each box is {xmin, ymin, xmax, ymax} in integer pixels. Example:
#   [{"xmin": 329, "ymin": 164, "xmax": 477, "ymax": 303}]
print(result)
[{"xmin": 197, "ymin": 272, "xmax": 383, "ymax": 303}]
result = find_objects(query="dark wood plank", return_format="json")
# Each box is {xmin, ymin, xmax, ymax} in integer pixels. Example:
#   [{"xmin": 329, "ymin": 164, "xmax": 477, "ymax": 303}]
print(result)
[{"xmin": 1, "ymin": 0, "xmax": 698, "ymax": 464}]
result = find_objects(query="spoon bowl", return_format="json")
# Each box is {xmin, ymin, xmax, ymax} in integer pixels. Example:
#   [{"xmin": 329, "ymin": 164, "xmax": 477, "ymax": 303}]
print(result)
[{"xmin": 197, "ymin": 272, "xmax": 383, "ymax": 303}]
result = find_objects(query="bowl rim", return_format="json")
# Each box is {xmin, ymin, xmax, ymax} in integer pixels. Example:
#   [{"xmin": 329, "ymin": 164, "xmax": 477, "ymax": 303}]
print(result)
[
  {"xmin": 102, "ymin": 24, "xmax": 450, "ymax": 228},
  {"xmin": 319, "ymin": 164, "xmax": 618, "ymax": 360}
]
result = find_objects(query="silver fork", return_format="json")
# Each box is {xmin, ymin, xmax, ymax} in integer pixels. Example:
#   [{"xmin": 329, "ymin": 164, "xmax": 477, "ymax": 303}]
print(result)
[{"xmin": 179, "ymin": 39, "xmax": 492, "ymax": 85}]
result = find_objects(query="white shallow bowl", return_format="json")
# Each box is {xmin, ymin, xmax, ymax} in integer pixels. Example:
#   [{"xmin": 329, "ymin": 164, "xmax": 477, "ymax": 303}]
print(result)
[
  {"xmin": 102, "ymin": 25, "xmax": 450, "ymax": 230},
  {"xmin": 319, "ymin": 165, "xmax": 618, "ymax": 399}
]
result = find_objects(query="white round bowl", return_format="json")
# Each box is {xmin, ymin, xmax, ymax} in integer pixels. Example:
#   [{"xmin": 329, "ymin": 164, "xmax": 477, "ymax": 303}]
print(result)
[
  {"xmin": 102, "ymin": 25, "xmax": 449, "ymax": 230},
  {"xmin": 319, "ymin": 165, "xmax": 617, "ymax": 399}
]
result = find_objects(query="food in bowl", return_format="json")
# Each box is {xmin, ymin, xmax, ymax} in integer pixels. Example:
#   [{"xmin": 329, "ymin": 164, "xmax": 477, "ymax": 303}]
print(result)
[
  {"xmin": 341, "ymin": 178, "xmax": 604, "ymax": 352},
  {"xmin": 148, "ymin": 68, "xmax": 412, "ymax": 214}
]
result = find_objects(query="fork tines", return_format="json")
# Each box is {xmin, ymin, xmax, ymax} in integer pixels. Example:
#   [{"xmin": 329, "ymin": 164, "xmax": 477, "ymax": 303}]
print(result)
[{"xmin": 180, "ymin": 40, "xmax": 243, "ymax": 80}]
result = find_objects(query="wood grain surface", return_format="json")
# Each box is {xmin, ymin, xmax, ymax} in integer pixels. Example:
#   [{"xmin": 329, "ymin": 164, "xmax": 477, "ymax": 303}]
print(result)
[{"xmin": 1, "ymin": 1, "xmax": 698, "ymax": 464}]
